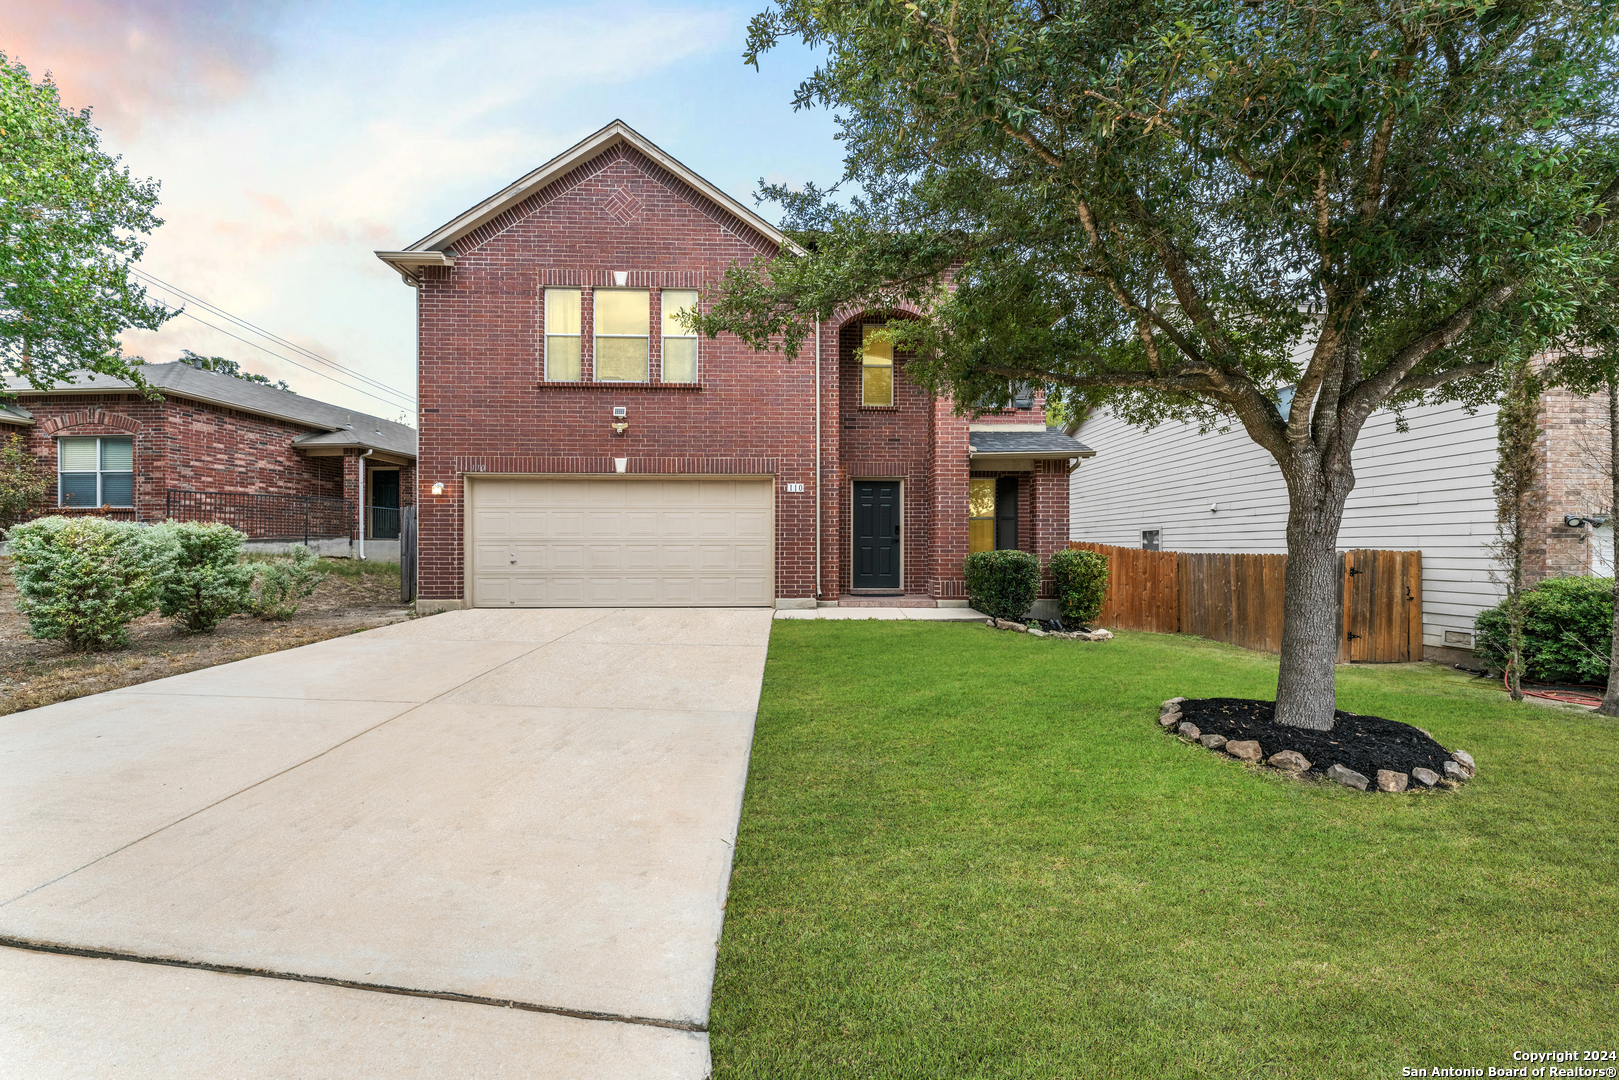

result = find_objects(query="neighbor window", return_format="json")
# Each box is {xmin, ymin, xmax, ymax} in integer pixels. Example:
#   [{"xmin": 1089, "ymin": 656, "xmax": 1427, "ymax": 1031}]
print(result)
[
  {"xmin": 862, "ymin": 324, "xmax": 894, "ymax": 406},
  {"xmin": 661, "ymin": 289, "xmax": 699, "ymax": 383},
  {"xmin": 59, "ymin": 436, "xmax": 133, "ymax": 508},
  {"xmin": 1142, "ymin": 530, "xmax": 1161, "ymax": 551},
  {"xmin": 545, "ymin": 288, "xmax": 582, "ymax": 381},
  {"xmin": 595, "ymin": 289, "xmax": 650, "ymax": 382},
  {"xmin": 968, "ymin": 478, "xmax": 996, "ymax": 553}
]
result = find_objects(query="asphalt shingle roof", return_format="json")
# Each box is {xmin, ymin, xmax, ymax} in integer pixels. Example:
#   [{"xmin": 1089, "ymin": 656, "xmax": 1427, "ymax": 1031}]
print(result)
[
  {"xmin": 967, "ymin": 426, "xmax": 1095, "ymax": 457},
  {"xmin": 4, "ymin": 363, "xmax": 416, "ymax": 458}
]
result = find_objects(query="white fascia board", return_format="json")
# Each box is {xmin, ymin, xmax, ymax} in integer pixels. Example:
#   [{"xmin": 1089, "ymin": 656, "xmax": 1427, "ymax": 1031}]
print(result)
[{"xmin": 389, "ymin": 120, "xmax": 803, "ymax": 261}]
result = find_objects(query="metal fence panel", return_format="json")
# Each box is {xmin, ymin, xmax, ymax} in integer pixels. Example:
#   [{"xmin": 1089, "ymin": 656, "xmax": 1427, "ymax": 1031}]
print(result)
[{"xmin": 165, "ymin": 490, "xmax": 354, "ymax": 541}]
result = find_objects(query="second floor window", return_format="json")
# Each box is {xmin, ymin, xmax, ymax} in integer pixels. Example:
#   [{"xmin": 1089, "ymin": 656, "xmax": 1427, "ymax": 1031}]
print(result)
[
  {"xmin": 59, "ymin": 436, "xmax": 133, "ymax": 508},
  {"xmin": 545, "ymin": 288, "xmax": 582, "ymax": 381},
  {"xmin": 862, "ymin": 324, "xmax": 893, "ymax": 406},
  {"xmin": 595, "ymin": 289, "xmax": 650, "ymax": 382},
  {"xmin": 662, "ymin": 289, "xmax": 699, "ymax": 383}
]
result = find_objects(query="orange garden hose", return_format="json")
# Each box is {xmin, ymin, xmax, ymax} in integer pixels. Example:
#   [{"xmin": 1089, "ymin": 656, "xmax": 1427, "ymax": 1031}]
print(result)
[{"xmin": 1504, "ymin": 668, "xmax": 1605, "ymax": 707}]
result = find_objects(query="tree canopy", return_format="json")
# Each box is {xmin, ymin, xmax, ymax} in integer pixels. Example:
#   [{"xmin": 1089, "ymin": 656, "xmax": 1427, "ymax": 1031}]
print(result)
[
  {"xmin": 0, "ymin": 53, "xmax": 171, "ymax": 392},
  {"xmin": 699, "ymin": 0, "xmax": 1619, "ymax": 729}
]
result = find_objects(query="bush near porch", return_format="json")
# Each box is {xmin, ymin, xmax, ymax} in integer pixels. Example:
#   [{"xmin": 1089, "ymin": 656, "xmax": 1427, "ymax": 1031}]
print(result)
[{"xmin": 711, "ymin": 623, "xmax": 1618, "ymax": 1078}]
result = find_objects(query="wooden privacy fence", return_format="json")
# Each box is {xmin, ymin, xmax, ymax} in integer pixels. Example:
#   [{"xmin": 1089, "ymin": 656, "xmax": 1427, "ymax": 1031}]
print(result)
[{"xmin": 1069, "ymin": 542, "xmax": 1423, "ymax": 662}]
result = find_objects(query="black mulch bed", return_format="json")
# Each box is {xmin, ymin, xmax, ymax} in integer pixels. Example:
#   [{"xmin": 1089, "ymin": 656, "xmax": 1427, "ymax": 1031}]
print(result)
[{"xmin": 1177, "ymin": 698, "xmax": 1455, "ymax": 783}]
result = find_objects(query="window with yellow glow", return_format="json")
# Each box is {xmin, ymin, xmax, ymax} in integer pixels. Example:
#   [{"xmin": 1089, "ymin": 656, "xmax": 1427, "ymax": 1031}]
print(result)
[
  {"xmin": 861, "ymin": 324, "xmax": 893, "ymax": 406},
  {"xmin": 544, "ymin": 288, "xmax": 582, "ymax": 381},
  {"xmin": 594, "ymin": 289, "xmax": 650, "ymax": 381},
  {"xmin": 968, "ymin": 477, "xmax": 995, "ymax": 553}
]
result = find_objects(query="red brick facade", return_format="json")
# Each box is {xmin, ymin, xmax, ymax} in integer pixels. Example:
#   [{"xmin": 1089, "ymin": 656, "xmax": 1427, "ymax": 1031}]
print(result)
[
  {"xmin": 409, "ymin": 139, "xmax": 1072, "ymax": 606},
  {"xmin": 7, "ymin": 392, "xmax": 412, "ymax": 538}
]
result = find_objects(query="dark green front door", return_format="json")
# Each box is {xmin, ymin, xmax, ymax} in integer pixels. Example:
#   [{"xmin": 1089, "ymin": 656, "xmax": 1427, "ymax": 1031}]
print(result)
[{"xmin": 852, "ymin": 481, "xmax": 901, "ymax": 590}]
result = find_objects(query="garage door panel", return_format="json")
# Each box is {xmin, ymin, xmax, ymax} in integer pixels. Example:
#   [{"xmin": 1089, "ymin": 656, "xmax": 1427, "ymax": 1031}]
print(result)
[{"xmin": 471, "ymin": 478, "xmax": 773, "ymax": 607}]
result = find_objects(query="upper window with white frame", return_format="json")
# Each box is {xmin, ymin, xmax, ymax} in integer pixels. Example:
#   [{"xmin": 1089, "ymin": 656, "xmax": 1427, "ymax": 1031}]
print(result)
[
  {"xmin": 544, "ymin": 288, "xmax": 582, "ymax": 381},
  {"xmin": 661, "ymin": 289, "xmax": 699, "ymax": 384},
  {"xmin": 594, "ymin": 289, "xmax": 650, "ymax": 382},
  {"xmin": 861, "ymin": 324, "xmax": 894, "ymax": 407},
  {"xmin": 59, "ymin": 436, "xmax": 133, "ymax": 508}
]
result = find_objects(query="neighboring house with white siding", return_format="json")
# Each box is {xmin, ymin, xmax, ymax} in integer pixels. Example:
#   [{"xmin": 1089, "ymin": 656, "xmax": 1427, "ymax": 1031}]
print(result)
[{"xmin": 1070, "ymin": 384, "xmax": 1612, "ymax": 665}]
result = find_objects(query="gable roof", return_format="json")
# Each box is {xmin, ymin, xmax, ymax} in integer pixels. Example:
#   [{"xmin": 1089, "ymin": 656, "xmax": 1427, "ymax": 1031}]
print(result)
[
  {"xmin": 375, "ymin": 120, "xmax": 802, "ymax": 283},
  {"xmin": 4, "ymin": 363, "xmax": 417, "ymax": 459}
]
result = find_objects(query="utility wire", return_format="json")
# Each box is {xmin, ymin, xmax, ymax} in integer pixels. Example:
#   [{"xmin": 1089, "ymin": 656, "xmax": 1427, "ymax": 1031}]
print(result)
[
  {"xmin": 170, "ymin": 309, "xmax": 416, "ymax": 415},
  {"xmin": 132, "ymin": 269, "xmax": 415, "ymax": 405}
]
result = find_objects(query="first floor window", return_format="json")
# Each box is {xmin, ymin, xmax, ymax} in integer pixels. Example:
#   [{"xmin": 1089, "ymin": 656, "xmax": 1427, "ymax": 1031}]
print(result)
[
  {"xmin": 861, "ymin": 324, "xmax": 894, "ymax": 406},
  {"xmin": 59, "ymin": 436, "xmax": 133, "ymax": 507},
  {"xmin": 1142, "ymin": 530, "xmax": 1161, "ymax": 551},
  {"xmin": 968, "ymin": 478, "xmax": 996, "ymax": 553},
  {"xmin": 969, "ymin": 477, "xmax": 1018, "ymax": 551},
  {"xmin": 545, "ymin": 288, "xmax": 582, "ymax": 381},
  {"xmin": 661, "ymin": 289, "xmax": 699, "ymax": 383},
  {"xmin": 595, "ymin": 289, "xmax": 650, "ymax": 381}
]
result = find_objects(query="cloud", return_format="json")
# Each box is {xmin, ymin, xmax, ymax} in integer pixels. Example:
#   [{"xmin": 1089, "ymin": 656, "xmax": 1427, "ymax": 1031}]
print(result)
[{"xmin": 0, "ymin": 0, "xmax": 288, "ymax": 135}]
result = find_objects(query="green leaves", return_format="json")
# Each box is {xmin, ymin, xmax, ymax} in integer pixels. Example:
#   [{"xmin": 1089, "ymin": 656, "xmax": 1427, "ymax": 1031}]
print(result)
[
  {"xmin": 0, "ymin": 53, "xmax": 172, "ymax": 393},
  {"xmin": 707, "ymin": 0, "xmax": 1618, "ymax": 442}
]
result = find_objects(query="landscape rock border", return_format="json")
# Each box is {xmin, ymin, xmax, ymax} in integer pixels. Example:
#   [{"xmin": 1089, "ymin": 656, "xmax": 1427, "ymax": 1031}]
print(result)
[
  {"xmin": 985, "ymin": 618, "xmax": 1114, "ymax": 642},
  {"xmin": 1158, "ymin": 697, "xmax": 1476, "ymax": 794}
]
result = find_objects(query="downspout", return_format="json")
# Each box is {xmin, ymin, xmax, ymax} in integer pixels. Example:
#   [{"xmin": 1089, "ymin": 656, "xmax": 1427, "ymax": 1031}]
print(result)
[
  {"xmin": 357, "ymin": 448, "xmax": 374, "ymax": 560},
  {"xmin": 814, "ymin": 319, "xmax": 821, "ymax": 601}
]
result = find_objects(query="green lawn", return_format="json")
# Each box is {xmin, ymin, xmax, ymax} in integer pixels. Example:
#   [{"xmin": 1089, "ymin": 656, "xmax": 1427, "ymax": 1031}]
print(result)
[{"xmin": 711, "ymin": 623, "xmax": 1619, "ymax": 1079}]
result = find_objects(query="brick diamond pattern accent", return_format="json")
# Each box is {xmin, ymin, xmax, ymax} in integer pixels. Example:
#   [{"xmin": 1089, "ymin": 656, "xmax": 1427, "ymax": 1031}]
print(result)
[{"xmin": 603, "ymin": 187, "xmax": 642, "ymax": 225}]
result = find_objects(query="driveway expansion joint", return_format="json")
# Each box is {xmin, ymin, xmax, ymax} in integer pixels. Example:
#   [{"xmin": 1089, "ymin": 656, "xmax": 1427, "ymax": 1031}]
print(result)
[{"xmin": 0, "ymin": 938, "xmax": 707, "ymax": 1033}]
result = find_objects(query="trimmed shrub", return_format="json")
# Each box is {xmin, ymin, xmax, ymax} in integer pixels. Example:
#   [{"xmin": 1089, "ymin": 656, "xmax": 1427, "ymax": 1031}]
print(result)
[
  {"xmin": 248, "ymin": 545, "xmax": 330, "ymax": 620},
  {"xmin": 1049, "ymin": 548, "xmax": 1110, "ymax": 626},
  {"xmin": 7, "ymin": 516, "xmax": 173, "ymax": 651},
  {"xmin": 963, "ymin": 549, "xmax": 1041, "ymax": 621},
  {"xmin": 1475, "ymin": 575, "xmax": 1613, "ymax": 685},
  {"xmin": 153, "ymin": 522, "xmax": 256, "ymax": 633}
]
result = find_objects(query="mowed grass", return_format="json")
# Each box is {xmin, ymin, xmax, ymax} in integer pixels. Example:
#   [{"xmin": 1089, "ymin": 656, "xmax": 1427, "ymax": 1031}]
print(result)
[{"xmin": 711, "ymin": 623, "xmax": 1619, "ymax": 1079}]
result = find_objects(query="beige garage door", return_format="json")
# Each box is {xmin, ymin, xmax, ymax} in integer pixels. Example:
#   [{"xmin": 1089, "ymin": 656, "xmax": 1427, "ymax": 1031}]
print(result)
[{"xmin": 469, "ymin": 477, "xmax": 774, "ymax": 607}]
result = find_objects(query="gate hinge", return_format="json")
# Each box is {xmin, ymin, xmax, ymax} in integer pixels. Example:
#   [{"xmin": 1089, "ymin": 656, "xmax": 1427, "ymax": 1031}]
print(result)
[
  {"xmin": 1348, "ymin": 566, "xmax": 1364, "ymax": 576},
  {"xmin": 1346, "ymin": 631, "xmax": 1362, "ymax": 641}
]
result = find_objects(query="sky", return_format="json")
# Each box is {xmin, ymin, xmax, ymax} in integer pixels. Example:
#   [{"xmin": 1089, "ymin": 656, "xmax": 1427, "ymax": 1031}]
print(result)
[{"xmin": 3, "ymin": 0, "xmax": 845, "ymax": 422}]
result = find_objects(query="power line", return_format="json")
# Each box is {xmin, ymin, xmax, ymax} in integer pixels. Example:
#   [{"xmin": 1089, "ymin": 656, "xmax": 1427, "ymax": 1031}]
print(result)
[
  {"xmin": 170, "ymin": 309, "xmax": 416, "ymax": 415},
  {"xmin": 134, "ymin": 268, "xmax": 413, "ymax": 402},
  {"xmin": 132, "ymin": 269, "xmax": 415, "ymax": 405}
]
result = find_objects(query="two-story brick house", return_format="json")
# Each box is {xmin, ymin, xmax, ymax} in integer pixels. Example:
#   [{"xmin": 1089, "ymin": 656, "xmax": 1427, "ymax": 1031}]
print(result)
[{"xmin": 377, "ymin": 121, "xmax": 1091, "ymax": 611}]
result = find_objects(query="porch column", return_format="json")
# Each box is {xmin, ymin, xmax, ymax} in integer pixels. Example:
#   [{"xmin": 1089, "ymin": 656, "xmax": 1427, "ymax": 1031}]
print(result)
[
  {"xmin": 1029, "ymin": 459, "xmax": 1070, "ymax": 596},
  {"xmin": 929, "ymin": 397, "xmax": 970, "ymax": 600},
  {"xmin": 342, "ymin": 450, "xmax": 363, "ymax": 544}
]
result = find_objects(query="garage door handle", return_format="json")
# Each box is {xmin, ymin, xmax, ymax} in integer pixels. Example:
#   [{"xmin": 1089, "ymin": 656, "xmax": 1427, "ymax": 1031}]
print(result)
[{"xmin": 510, "ymin": 553, "xmax": 517, "ymax": 565}]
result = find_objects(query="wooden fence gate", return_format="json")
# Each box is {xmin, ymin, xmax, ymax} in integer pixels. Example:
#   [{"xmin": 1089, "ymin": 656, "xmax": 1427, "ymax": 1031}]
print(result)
[{"xmin": 1069, "ymin": 542, "xmax": 1422, "ymax": 662}]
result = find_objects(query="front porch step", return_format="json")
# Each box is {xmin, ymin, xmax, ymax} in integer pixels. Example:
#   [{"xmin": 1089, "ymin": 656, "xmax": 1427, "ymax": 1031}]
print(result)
[{"xmin": 837, "ymin": 594, "xmax": 939, "ymax": 608}]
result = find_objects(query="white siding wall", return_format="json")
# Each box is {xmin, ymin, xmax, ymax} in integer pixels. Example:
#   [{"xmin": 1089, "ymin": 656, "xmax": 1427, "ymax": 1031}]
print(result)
[{"xmin": 1069, "ymin": 400, "xmax": 1503, "ymax": 652}]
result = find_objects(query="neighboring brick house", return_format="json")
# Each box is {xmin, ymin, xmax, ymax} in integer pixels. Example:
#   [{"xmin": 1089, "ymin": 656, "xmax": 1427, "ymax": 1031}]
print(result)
[
  {"xmin": 376, "ymin": 120, "xmax": 1092, "ymax": 611},
  {"xmin": 0, "ymin": 362, "xmax": 417, "ymax": 548}
]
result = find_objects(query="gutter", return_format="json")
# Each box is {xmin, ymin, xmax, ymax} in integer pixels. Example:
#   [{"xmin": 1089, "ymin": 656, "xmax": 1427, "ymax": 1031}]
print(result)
[{"xmin": 356, "ymin": 449, "xmax": 374, "ymax": 559}]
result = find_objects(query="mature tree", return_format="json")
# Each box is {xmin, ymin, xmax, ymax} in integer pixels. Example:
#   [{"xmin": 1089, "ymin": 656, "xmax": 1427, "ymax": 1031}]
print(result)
[
  {"xmin": 178, "ymin": 349, "xmax": 291, "ymax": 391},
  {"xmin": 698, "ymin": 0, "xmax": 1619, "ymax": 729},
  {"xmin": 0, "ymin": 53, "xmax": 171, "ymax": 390},
  {"xmin": 1490, "ymin": 355, "xmax": 1543, "ymax": 703}
]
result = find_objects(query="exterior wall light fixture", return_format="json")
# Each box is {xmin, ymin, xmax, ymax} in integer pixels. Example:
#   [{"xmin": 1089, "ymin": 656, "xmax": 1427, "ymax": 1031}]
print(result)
[
  {"xmin": 431, "ymin": 481, "xmax": 445, "ymax": 496},
  {"xmin": 612, "ymin": 405, "xmax": 629, "ymax": 435},
  {"xmin": 1565, "ymin": 514, "xmax": 1608, "ymax": 528}
]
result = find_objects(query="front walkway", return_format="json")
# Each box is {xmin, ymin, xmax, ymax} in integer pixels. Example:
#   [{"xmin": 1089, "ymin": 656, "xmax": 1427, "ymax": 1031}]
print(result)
[{"xmin": 0, "ymin": 607, "xmax": 773, "ymax": 1078}]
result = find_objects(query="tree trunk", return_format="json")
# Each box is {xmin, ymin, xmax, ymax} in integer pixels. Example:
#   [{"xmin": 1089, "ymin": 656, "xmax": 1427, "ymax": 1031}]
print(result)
[
  {"xmin": 1274, "ymin": 463, "xmax": 1354, "ymax": 731},
  {"xmin": 1600, "ymin": 379, "xmax": 1619, "ymax": 717}
]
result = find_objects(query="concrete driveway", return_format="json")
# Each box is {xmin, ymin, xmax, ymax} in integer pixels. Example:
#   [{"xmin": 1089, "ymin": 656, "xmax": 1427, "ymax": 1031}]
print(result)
[{"xmin": 0, "ymin": 607, "xmax": 774, "ymax": 1078}]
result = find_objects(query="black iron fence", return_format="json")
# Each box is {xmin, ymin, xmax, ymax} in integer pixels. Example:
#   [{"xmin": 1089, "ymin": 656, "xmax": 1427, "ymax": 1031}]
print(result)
[
  {"xmin": 369, "ymin": 505, "xmax": 400, "ymax": 540},
  {"xmin": 165, "ymin": 490, "xmax": 354, "ymax": 542}
]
